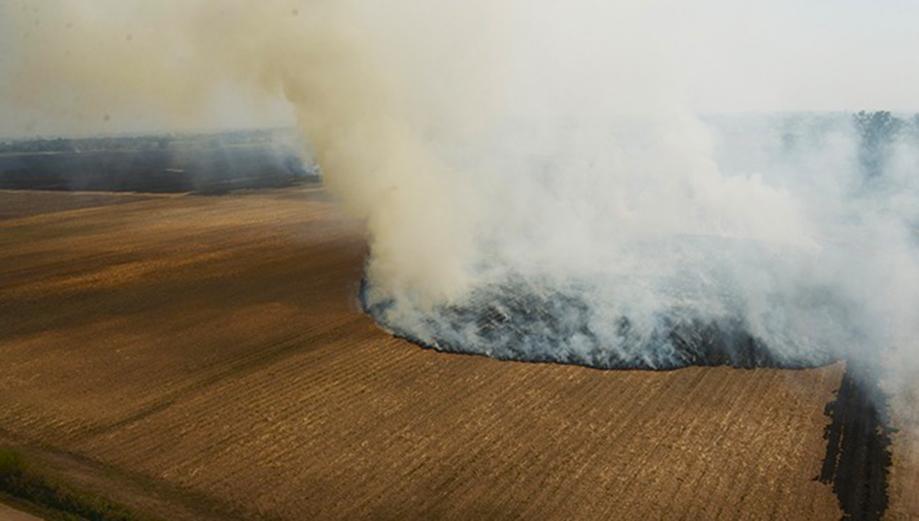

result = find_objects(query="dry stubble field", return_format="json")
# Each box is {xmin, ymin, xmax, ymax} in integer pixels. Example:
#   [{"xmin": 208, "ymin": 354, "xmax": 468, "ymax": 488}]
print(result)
[{"xmin": 0, "ymin": 188, "xmax": 916, "ymax": 520}]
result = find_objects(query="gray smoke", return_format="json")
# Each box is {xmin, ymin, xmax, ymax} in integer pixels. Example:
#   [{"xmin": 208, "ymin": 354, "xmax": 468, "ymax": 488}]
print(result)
[
  {"xmin": 1, "ymin": 1, "xmax": 918, "ymax": 385},
  {"xmin": 362, "ymin": 113, "xmax": 919, "ymax": 373}
]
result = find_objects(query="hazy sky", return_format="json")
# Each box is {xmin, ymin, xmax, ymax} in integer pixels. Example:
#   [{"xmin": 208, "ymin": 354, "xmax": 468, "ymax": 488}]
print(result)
[
  {"xmin": 676, "ymin": 0, "xmax": 919, "ymax": 112},
  {"xmin": 1, "ymin": 0, "xmax": 918, "ymax": 138}
]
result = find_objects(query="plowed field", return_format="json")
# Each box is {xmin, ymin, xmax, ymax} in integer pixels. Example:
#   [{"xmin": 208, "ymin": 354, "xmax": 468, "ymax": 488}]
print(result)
[{"xmin": 0, "ymin": 188, "xmax": 915, "ymax": 520}]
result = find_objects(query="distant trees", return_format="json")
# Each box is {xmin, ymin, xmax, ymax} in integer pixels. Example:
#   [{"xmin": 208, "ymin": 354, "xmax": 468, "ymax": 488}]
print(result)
[{"xmin": 853, "ymin": 111, "xmax": 908, "ymax": 178}]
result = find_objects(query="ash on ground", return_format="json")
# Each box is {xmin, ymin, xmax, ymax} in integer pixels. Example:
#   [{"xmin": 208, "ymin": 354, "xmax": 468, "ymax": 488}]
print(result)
[{"xmin": 361, "ymin": 278, "xmax": 837, "ymax": 370}]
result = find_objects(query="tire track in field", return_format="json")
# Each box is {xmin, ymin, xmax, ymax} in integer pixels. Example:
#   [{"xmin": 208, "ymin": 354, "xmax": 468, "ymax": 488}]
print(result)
[{"xmin": 70, "ymin": 316, "xmax": 371, "ymax": 444}]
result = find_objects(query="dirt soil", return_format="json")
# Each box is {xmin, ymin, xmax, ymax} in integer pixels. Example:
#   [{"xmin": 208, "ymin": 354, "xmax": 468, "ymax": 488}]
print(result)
[
  {"xmin": 0, "ymin": 188, "xmax": 915, "ymax": 520},
  {"xmin": 0, "ymin": 501, "xmax": 43, "ymax": 521},
  {"xmin": 0, "ymin": 189, "xmax": 154, "ymax": 220}
]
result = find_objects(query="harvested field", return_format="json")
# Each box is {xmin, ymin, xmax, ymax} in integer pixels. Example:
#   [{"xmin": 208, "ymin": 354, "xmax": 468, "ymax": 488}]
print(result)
[
  {"xmin": 0, "ymin": 189, "xmax": 154, "ymax": 221},
  {"xmin": 887, "ymin": 394, "xmax": 919, "ymax": 521},
  {"xmin": 0, "ymin": 503, "xmax": 42, "ymax": 521},
  {"xmin": 0, "ymin": 188, "xmax": 914, "ymax": 520}
]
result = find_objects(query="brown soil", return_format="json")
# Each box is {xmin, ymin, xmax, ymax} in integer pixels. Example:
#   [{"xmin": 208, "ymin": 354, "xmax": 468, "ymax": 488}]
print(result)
[
  {"xmin": 0, "ymin": 189, "xmax": 154, "ymax": 220},
  {"xmin": 887, "ymin": 389, "xmax": 919, "ymax": 521},
  {"xmin": 0, "ymin": 188, "xmax": 910, "ymax": 520},
  {"xmin": 0, "ymin": 501, "xmax": 43, "ymax": 521}
]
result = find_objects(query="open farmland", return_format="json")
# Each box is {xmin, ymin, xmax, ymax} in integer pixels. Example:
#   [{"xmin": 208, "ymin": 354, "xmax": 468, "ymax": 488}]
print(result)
[
  {"xmin": 0, "ymin": 189, "xmax": 154, "ymax": 220},
  {"xmin": 0, "ymin": 503, "xmax": 41, "ymax": 521},
  {"xmin": 0, "ymin": 188, "xmax": 916, "ymax": 520}
]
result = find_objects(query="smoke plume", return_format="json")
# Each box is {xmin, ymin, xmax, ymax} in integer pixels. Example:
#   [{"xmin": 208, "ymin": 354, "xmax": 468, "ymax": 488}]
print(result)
[{"xmin": 1, "ymin": 2, "xmax": 918, "ymax": 385}]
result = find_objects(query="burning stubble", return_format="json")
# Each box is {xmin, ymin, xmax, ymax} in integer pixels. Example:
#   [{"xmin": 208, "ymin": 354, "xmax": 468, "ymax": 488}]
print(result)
[{"xmin": 1, "ymin": 2, "xmax": 918, "ymax": 386}]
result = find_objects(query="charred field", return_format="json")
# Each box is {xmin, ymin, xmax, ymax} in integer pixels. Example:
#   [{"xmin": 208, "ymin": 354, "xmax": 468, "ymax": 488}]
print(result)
[
  {"xmin": 362, "ymin": 277, "xmax": 897, "ymax": 521},
  {"xmin": 2, "ymin": 0, "xmax": 917, "ymax": 518},
  {"xmin": 0, "ymin": 186, "xmax": 914, "ymax": 520},
  {"xmin": 0, "ymin": 130, "xmax": 318, "ymax": 195},
  {"xmin": 360, "ymin": 278, "xmax": 837, "ymax": 371}
]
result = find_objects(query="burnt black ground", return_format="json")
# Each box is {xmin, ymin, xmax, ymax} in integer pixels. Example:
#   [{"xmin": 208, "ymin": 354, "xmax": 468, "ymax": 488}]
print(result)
[
  {"xmin": 360, "ymin": 278, "xmax": 836, "ymax": 370},
  {"xmin": 0, "ymin": 147, "xmax": 314, "ymax": 194},
  {"xmin": 819, "ymin": 365, "xmax": 893, "ymax": 521},
  {"xmin": 0, "ymin": 132, "xmax": 317, "ymax": 194}
]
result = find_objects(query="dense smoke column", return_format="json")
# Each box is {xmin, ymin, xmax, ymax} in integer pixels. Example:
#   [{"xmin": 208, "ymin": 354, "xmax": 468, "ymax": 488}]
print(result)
[
  {"xmin": 361, "ymin": 113, "xmax": 918, "ymax": 371},
  {"xmin": 2, "ymin": 2, "xmax": 918, "ymax": 376}
]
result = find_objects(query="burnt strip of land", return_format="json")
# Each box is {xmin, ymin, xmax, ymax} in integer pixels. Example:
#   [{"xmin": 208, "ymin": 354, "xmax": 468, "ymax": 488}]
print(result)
[
  {"xmin": 819, "ymin": 364, "xmax": 893, "ymax": 521},
  {"xmin": 0, "ymin": 130, "xmax": 317, "ymax": 194}
]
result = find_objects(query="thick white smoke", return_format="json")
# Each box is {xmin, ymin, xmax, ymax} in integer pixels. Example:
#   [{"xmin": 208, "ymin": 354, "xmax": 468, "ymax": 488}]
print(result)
[{"xmin": 1, "ymin": 1, "xmax": 918, "ymax": 379}]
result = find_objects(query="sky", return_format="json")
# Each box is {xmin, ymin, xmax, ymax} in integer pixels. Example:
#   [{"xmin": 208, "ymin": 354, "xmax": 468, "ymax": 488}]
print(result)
[
  {"xmin": 0, "ymin": 0, "xmax": 918, "ymax": 138},
  {"xmin": 674, "ymin": 0, "xmax": 919, "ymax": 112}
]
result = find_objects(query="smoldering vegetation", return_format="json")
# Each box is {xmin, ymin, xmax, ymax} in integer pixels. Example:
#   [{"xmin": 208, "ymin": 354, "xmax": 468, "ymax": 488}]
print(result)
[
  {"xmin": 363, "ymin": 280, "xmax": 833, "ymax": 370},
  {"xmin": 1, "ymin": 1, "xmax": 917, "ymax": 381},
  {"xmin": 0, "ymin": 129, "xmax": 317, "ymax": 194},
  {"xmin": 364, "ymin": 111, "xmax": 919, "ymax": 371}
]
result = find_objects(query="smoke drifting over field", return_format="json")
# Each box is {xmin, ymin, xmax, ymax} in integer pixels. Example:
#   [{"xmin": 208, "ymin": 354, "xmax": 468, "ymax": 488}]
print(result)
[{"xmin": 2, "ymin": 2, "xmax": 918, "ymax": 378}]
